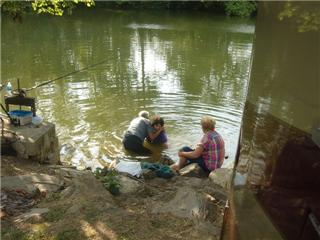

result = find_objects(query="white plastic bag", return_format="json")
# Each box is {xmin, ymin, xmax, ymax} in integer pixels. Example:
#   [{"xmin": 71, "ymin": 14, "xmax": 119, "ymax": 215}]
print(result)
[{"xmin": 115, "ymin": 161, "xmax": 142, "ymax": 177}]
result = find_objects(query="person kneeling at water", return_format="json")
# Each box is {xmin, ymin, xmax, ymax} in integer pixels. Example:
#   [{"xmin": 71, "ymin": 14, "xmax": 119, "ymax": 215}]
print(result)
[
  {"xmin": 147, "ymin": 115, "xmax": 168, "ymax": 145},
  {"xmin": 122, "ymin": 111, "xmax": 164, "ymax": 155},
  {"xmin": 171, "ymin": 116, "xmax": 225, "ymax": 174}
]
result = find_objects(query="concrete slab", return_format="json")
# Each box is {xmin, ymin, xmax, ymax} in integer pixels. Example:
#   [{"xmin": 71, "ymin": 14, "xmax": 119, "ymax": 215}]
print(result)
[{"xmin": 4, "ymin": 119, "xmax": 60, "ymax": 164}]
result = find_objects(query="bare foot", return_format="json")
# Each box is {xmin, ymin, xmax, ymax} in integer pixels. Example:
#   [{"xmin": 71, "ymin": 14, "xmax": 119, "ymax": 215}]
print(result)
[
  {"xmin": 170, "ymin": 164, "xmax": 179, "ymax": 172},
  {"xmin": 108, "ymin": 159, "xmax": 117, "ymax": 169}
]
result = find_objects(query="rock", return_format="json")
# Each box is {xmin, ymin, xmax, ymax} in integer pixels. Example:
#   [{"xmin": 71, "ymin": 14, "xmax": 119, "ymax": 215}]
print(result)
[
  {"xmin": 1, "ymin": 174, "xmax": 64, "ymax": 194},
  {"xmin": 185, "ymin": 177, "xmax": 204, "ymax": 188},
  {"xmin": 70, "ymin": 172, "xmax": 114, "ymax": 200},
  {"xmin": 152, "ymin": 186, "xmax": 208, "ymax": 219},
  {"xmin": 60, "ymin": 143, "xmax": 76, "ymax": 163},
  {"xmin": 67, "ymin": 204, "xmax": 83, "ymax": 214},
  {"xmin": 160, "ymin": 154, "xmax": 175, "ymax": 165},
  {"xmin": 118, "ymin": 175, "xmax": 142, "ymax": 195},
  {"xmin": 48, "ymin": 164, "xmax": 76, "ymax": 169},
  {"xmin": 14, "ymin": 208, "xmax": 49, "ymax": 223},
  {"xmin": 1, "ymin": 188, "xmax": 41, "ymax": 217},
  {"xmin": 141, "ymin": 169, "xmax": 157, "ymax": 179},
  {"xmin": 60, "ymin": 186, "xmax": 75, "ymax": 199},
  {"xmin": 54, "ymin": 168, "xmax": 88, "ymax": 179},
  {"xmin": 179, "ymin": 163, "xmax": 207, "ymax": 178},
  {"xmin": 203, "ymin": 186, "xmax": 228, "ymax": 203},
  {"xmin": 193, "ymin": 221, "xmax": 221, "ymax": 240},
  {"xmin": 209, "ymin": 168, "xmax": 232, "ymax": 190},
  {"xmin": 1, "ymin": 177, "xmax": 39, "ymax": 195}
]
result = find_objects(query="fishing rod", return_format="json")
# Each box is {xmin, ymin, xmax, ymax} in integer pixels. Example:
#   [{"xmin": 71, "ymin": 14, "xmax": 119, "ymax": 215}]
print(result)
[{"xmin": 25, "ymin": 58, "xmax": 109, "ymax": 92}]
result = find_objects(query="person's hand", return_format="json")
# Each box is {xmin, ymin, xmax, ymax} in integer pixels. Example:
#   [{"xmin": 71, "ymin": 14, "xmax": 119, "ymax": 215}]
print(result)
[{"xmin": 178, "ymin": 151, "xmax": 184, "ymax": 158}]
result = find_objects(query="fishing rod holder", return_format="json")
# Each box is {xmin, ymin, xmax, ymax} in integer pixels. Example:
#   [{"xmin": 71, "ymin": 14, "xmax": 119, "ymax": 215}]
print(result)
[
  {"xmin": 4, "ymin": 95, "xmax": 36, "ymax": 117},
  {"xmin": 4, "ymin": 79, "xmax": 36, "ymax": 117}
]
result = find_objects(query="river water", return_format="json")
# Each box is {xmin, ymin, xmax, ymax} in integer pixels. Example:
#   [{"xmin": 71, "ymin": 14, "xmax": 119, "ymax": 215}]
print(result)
[{"xmin": 1, "ymin": 9, "xmax": 255, "ymax": 168}]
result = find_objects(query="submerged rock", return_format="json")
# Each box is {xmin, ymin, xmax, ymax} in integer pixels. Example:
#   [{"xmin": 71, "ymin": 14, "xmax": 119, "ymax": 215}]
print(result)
[{"xmin": 60, "ymin": 143, "xmax": 76, "ymax": 163}]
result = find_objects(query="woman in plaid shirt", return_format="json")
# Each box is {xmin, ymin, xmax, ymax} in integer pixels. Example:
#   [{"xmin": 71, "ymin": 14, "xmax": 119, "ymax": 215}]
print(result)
[{"xmin": 171, "ymin": 116, "xmax": 225, "ymax": 174}]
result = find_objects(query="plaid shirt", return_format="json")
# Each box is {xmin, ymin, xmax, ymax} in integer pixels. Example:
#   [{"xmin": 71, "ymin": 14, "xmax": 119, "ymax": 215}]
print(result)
[{"xmin": 199, "ymin": 130, "xmax": 225, "ymax": 171}]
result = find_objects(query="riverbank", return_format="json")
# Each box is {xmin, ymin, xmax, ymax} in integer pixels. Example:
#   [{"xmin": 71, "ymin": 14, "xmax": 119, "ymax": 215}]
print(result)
[{"xmin": 1, "ymin": 155, "xmax": 230, "ymax": 240}]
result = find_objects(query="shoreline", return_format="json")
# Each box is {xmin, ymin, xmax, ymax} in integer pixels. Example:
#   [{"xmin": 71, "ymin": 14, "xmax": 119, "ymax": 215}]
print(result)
[{"xmin": 1, "ymin": 154, "xmax": 230, "ymax": 240}]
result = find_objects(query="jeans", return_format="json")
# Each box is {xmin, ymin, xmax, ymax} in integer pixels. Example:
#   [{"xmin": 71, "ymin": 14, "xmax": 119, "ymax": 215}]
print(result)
[
  {"xmin": 180, "ymin": 146, "xmax": 210, "ymax": 173},
  {"xmin": 123, "ymin": 134, "xmax": 151, "ymax": 155}
]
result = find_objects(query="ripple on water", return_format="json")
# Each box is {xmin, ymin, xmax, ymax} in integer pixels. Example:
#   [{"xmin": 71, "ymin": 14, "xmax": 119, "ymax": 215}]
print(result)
[{"xmin": 3, "ymin": 10, "xmax": 254, "ymax": 169}]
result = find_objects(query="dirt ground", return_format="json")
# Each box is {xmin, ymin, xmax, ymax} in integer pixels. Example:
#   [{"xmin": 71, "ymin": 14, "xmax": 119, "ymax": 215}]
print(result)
[{"xmin": 1, "ymin": 155, "xmax": 226, "ymax": 240}]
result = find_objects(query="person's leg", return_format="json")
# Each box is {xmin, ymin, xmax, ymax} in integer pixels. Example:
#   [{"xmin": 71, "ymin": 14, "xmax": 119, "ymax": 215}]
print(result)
[
  {"xmin": 171, "ymin": 146, "xmax": 193, "ymax": 171},
  {"xmin": 123, "ymin": 135, "xmax": 151, "ymax": 155},
  {"xmin": 134, "ymin": 142, "xmax": 152, "ymax": 155},
  {"xmin": 188, "ymin": 157, "xmax": 210, "ymax": 174}
]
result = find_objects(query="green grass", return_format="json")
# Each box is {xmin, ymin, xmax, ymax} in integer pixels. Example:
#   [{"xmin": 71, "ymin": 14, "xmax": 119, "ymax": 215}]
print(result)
[
  {"xmin": 1, "ymin": 226, "xmax": 27, "ymax": 240},
  {"xmin": 1, "ymin": 225, "xmax": 51, "ymax": 240},
  {"xmin": 84, "ymin": 207, "xmax": 101, "ymax": 222},
  {"xmin": 55, "ymin": 229, "xmax": 81, "ymax": 240},
  {"xmin": 43, "ymin": 206, "xmax": 65, "ymax": 222}
]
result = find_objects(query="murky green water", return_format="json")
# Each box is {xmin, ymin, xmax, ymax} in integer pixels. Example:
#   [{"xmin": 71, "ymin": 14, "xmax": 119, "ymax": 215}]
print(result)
[{"xmin": 1, "ymin": 9, "xmax": 255, "ymax": 168}]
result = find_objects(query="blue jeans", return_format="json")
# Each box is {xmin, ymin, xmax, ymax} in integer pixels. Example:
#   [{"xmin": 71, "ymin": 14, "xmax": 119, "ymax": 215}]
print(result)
[{"xmin": 180, "ymin": 146, "xmax": 210, "ymax": 173}]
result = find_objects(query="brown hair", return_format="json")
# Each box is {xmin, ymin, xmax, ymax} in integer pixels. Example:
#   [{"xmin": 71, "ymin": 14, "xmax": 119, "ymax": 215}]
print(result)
[{"xmin": 151, "ymin": 115, "xmax": 164, "ymax": 127}]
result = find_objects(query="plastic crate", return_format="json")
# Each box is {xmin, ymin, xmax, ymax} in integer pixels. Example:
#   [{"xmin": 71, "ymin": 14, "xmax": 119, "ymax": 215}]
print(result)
[{"xmin": 8, "ymin": 110, "xmax": 33, "ymax": 125}]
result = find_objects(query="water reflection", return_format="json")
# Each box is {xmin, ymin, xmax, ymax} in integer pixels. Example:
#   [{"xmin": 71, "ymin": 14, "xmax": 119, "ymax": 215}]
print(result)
[
  {"xmin": 1, "ymin": 9, "xmax": 255, "ymax": 169},
  {"xmin": 230, "ymin": 3, "xmax": 320, "ymax": 238}
]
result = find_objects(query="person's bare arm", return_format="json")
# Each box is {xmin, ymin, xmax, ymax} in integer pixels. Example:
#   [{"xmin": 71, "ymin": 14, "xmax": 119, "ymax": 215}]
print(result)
[{"xmin": 178, "ymin": 144, "xmax": 204, "ymax": 159}]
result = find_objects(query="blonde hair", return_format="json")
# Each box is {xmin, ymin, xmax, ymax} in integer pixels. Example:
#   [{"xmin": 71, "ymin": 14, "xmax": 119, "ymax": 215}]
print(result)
[
  {"xmin": 201, "ymin": 116, "xmax": 216, "ymax": 131},
  {"xmin": 138, "ymin": 110, "xmax": 149, "ymax": 119}
]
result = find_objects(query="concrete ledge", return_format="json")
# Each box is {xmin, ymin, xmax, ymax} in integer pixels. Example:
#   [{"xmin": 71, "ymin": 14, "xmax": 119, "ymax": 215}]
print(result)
[
  {"xmin": 225, "ymin": 187, "xmax": 282, "ymax": 240},
  {"xmin": 5, "ymin": 121, "xmax": 60, "ymax": 164}
]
